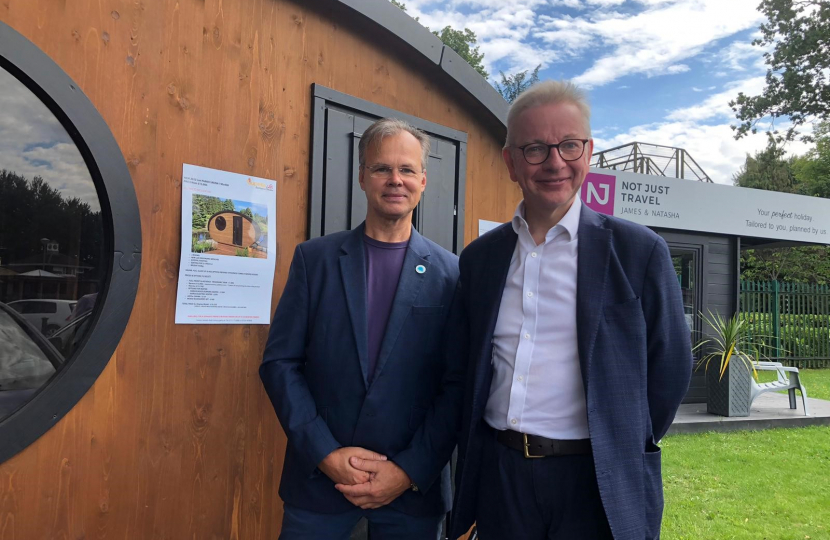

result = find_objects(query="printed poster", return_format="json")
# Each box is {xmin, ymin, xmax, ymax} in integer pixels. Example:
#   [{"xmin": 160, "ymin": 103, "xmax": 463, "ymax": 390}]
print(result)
[{"xmin": 175, "ymin": 164, "xmax": 277, "ymax": 324}]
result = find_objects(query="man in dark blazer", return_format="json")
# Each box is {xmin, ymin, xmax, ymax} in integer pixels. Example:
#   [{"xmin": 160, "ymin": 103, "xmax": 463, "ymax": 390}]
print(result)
[
  {"xmin": 260, "ymin": 118, "xmax": 462, "ymax": 539},
  {"xmin": 450, "ymin": 81, "xmax": 692, "ymax": 540}
]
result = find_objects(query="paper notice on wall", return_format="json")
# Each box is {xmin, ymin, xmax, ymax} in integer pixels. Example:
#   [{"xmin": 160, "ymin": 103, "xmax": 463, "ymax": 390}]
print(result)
[
  {"xmin": 478, "ymin": 219, "xmax": 502, "ymax": 237},
  {"xmin": 175, "ymin": 164, "xmax": 277, "ymax": 324}
]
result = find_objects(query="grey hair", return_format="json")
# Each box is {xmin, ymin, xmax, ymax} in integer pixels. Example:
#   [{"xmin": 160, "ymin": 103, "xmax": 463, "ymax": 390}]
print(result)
[
  {"xmin": 505, "ymin": 80, "xmax": 592, "ymax": 147},
  {"xmin": 358, "ymin": 118, "xmax": 431, "ymax": 171}
]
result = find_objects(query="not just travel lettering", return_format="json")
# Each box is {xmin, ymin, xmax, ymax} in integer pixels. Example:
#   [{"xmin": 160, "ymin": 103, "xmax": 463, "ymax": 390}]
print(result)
[
  {"xmin": 620, "ymin": 181, "xmax": 670, "ymax": 206},
  {"xmin": 620, "ymin": 193, "xmax": 661, "ymax": 205}
]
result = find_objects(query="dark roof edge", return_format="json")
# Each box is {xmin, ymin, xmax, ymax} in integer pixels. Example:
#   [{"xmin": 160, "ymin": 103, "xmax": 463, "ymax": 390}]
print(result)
[{"xmin": 334, "ymin": 0, "xmax": 508, "ymax": 127}]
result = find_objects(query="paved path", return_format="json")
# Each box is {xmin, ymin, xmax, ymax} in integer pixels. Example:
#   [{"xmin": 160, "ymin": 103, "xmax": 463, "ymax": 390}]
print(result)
[{"xmin": 668, "ymin": 392, "xmax": 830, "ymax": 435}]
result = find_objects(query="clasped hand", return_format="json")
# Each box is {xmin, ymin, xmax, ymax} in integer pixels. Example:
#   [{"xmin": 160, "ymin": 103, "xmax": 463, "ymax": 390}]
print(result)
[{"xmin": 319, "ymin": 447, "xmax": 412, "ymax": 509}]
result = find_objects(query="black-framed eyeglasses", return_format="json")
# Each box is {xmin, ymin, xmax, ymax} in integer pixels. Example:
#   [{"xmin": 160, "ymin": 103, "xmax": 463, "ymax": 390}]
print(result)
[{"xmin": 514, "ymin": 139, "xmax": 590, "ymax": 164}]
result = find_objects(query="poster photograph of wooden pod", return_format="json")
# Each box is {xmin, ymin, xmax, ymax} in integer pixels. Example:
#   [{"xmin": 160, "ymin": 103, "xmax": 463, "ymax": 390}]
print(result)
[{"xmin": 192, "ymin": 195, "xmax": 267, "ymax": 259}]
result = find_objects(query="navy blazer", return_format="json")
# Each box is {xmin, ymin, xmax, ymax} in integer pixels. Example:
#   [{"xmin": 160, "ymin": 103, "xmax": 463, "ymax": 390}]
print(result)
[
  {"xmin": 260, "ymin": 224, "xmax": 462, "ymax": 517},
  {"xmin": 450, "ymin": 206, "xmax": 693, "ymax": 540}
]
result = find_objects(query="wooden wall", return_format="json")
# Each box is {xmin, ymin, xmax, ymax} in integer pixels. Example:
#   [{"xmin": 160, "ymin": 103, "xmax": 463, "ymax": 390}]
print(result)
[
  {"xmin": 0, "ymin": 0, "xmax": 520, "ymax": 538},
  {"xmin": 208, "ymin": 213, "xmax": 258, "ymax": 247}
]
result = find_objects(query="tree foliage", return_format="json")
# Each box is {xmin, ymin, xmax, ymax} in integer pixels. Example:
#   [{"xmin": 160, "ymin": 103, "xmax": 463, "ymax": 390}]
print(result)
[
  {"xmin": 192, "ymin": 196, "xmax": 234, "ymax": 230},
  {"xmin": 0, "ymin": 169, "xmax": 102, "ymax": 277},
  {"xmin": 389, "ymin": 1, "xmax": 488, "ymax": 80},
  {"xmin": 735, "ymin": 128, "xmax": 830, "ymax": 283},
  {"xmin": 792, "ymin": 121, "xmax": 830, "ymax": 198},
  {"xmin": 432, "ymin": 26, "xmax": 488, "ymax": 79},
  {"xmin": 730, "ymin": 0, "xmax": 830, "ymax": 143},
  {"xmin": 732, "ymin": 137, "xmax": 798, "ymax": 192},
  {"xmin": 495, "ymin": 65, "xmax": 541, "ymax": 103},
  {"xmin": 741, "ymin": 246, "xmax": 830, "ymax": 283}
]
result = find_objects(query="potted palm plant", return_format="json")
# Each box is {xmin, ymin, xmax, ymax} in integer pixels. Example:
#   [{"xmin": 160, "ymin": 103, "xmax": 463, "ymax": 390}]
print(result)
[{"xmin": 693, "ymin": 311, "xmax": 771, "ymax": 417}]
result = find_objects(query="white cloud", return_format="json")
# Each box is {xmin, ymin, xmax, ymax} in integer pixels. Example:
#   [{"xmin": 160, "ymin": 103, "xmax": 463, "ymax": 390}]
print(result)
[
  {"xmin": 593, "ymin": 78, "xmax": 813, "ymax": 183},
  {"xmin": 534, "ymin": 0, "xmax": 765, "ymax": 88},
  {"xmin": 665, "ymin": 64, "xmax": 690, "ymax": 75},
  {"xmin": 665, "ymin": 77, "xmax": 765, "ymax": 123},
  {"xmin": 0, "ymin": 69, "xmax": 98, "ymax": 211},
  {"xmin": 402, "ymin": 1, "xmax": 558, "ymax": 74}
]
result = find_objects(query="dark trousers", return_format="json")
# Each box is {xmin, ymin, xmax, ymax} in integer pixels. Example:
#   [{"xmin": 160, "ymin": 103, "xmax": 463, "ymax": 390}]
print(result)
[
  {"xmin": 475, "ymin": 429, "xmax": 614, "ymax": 540},
  {"xmin": 280, "ymin": 503, "xmax": 443, "ymax": 540}
]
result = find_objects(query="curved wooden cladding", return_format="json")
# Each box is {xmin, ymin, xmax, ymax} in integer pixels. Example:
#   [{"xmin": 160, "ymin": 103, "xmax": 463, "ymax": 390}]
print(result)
[
  {"xmin": 208, "ymin": 212, "xmax": 259, "ymax": 248},
  {"xmin": 0, "ymin": 0, "xmax": 519, "ymax": 538}
]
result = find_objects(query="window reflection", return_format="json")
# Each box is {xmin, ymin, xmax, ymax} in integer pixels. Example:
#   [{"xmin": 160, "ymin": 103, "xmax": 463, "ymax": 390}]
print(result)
[
  {"xmin": 0, "ymin": 65, "xmax": 104, "ymax": 421},
  {"xmin": 672, "ymin": 251, "xmax": 696, "ymax": 332}
]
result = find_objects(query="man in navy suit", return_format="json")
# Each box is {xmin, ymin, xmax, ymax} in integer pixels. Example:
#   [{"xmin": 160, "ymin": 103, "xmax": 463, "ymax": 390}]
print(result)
[
  {"xmin": 450, "ymin": 81, "xmax": 692, "ymax": 540},
  {"xmin": 260, "ymin": 118, "xmax": 462, "ymax": 539}
]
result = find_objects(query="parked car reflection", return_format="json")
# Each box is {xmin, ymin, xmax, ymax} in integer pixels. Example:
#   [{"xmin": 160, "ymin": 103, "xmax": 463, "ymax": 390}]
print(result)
[
  {"xmin": 48, "ymin": 310, "xmax": 92, "ymax": 358},
  {"xmin": 0, "ymin": 302, "xmax": 64, "ymax": 421},
  {"xmin": 7, "ymin": 298, "xmax": 76, "ymax": 335}
]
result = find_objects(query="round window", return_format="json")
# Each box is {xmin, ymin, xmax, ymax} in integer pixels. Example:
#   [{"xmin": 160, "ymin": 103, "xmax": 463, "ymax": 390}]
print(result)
[
  {"xmin": 0, "ymin": 65, "xmax": 104, "ymax": 422},
  {"xmin": 0, "ymin": 21, "xmax": 141, "ymax": 463},
  {"xmin": 215, "ymin": 215, "xmax": 227, "ymax": 231}
]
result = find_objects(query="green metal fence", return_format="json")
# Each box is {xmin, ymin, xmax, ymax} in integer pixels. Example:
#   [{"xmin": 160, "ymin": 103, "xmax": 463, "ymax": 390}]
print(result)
[{"xmin": 739, "ymin": 281, "xmax": 830, "ymax": 368}]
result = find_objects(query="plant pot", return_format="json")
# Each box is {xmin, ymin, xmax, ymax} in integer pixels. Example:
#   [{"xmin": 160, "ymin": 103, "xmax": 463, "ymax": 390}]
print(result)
[{"xmin": 705, "ymin": 361, "xmax": 752, "ymax": 417}]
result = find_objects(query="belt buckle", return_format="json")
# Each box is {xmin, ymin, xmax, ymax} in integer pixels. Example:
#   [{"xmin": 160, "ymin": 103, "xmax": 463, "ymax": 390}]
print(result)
[{"xmin": 522, "ymin": 433, "xmax": 544, "ymax": 459}]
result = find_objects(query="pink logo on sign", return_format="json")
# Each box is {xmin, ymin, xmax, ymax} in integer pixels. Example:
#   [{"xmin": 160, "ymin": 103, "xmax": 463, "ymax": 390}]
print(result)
[{"xmin": 581, "ymin": 172, "xmax": 616, "ymax": 215}]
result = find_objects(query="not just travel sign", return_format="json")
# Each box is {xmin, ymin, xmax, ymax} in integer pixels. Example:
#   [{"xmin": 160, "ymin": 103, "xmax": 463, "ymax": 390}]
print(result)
[{"xmin": 580, "ymin": 169, "xmax": 830, "ymax": 245}]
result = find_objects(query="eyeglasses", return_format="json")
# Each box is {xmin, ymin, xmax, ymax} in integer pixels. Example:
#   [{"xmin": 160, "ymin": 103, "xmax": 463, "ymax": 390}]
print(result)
[
  {"xmin": 363, "ymin": 164, "xmax": 424, "ymax": 181},
  {"xmin": 514, "ymin": 139, "xmax": 590, "ymax": 164}
]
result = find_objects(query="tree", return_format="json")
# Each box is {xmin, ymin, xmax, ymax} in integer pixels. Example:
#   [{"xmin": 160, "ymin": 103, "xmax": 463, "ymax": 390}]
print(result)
[
  {"xmin": 732, "ymin": 137, "xmax": 798, "ymax": 193},
  {"xmin": 734, "ymin": 135, "xmax": 830, "ymax": 284},
  {"xmin": 388, "ymin": 1, "xmax": 488, "ymax": 79},
  {"xmin": 240, "ymin": 207, "xmax": 254, "ymax": 220},
  {"xmin": 495, "ymin": 65, "xmax": 541, "ymax": 103},
  {"xmin": 792, "ymin": 121, "xmax": 830, "ymax": 198},
  {"xmin": 741, "ymin": 245, "xmax": 830, "ymax": 284},
  {"xmin": 730, "ymin": 0, "xmax": 830, "ymax": 143},
  {"xmin": 433, "ymin": 26, "xmax": 488, "ymax": 79}
]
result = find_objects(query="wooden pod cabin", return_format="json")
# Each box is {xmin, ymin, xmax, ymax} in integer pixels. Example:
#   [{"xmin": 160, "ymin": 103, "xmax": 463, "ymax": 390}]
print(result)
[
  {"xmin": 0, "ymin": 1, "xmax": 515, "ymax": 539},
  {"xmin": 208, "ymin": 211, "xmax": 260, "ymax": 248}
]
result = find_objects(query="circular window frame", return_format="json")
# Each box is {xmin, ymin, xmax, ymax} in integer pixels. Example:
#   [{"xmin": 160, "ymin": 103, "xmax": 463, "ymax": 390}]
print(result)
[{"xmin": 0, "ymin": 21, "xmax": 141, "ymax": 463}]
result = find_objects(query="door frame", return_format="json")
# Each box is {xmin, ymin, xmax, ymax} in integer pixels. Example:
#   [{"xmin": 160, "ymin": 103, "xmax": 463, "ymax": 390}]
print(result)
[{"xmin": 309, "ymin": 84, "xmax": 468, "ymax": 253}]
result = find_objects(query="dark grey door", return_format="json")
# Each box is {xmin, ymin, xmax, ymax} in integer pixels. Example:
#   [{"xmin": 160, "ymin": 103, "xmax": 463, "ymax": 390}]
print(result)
[
  {"xmin": 658, "ymin": 231, "xmax": 739, "ymax": 404},
  {"xmin": 310, "ymin": 85, "xmax": 467, "ymax": 254},
  {"xmin": 233, "ymin": 215, "xmax": 243, "ymax": 246}
]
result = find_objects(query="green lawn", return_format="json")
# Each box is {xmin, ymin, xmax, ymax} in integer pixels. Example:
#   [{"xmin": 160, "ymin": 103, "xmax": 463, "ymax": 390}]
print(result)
[{"xmin": 662, "ymin": 369, "xmax": 830, "ymax": 540}]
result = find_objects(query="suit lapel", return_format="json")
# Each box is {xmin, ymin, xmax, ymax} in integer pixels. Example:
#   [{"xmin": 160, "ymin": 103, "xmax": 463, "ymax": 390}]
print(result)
[
  {"xmin": 340, "ymin": 224, "xmax": 370, "ymax": 388},
  {"xmin": 576, "ymin": 207, "xmax": 611, "ymax": 389},
  {"xmin": 371, "ymin": 228, "xmax": 429, "ymax": 385},
  {"xmin": 480, "ymin": 226, "xmax": 518, "ymax": 345},
  {"xmin": 471, "ymin": 225, "xmax": 517, "ymax": 413}
]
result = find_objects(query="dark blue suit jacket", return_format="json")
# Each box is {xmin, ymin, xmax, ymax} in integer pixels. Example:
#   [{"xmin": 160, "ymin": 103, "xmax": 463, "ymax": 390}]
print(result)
[
  {"xmin": 260, "ymin": 224, "xmax": 462, "ymax": 517},
  {"xmin": 450, "ymin": 206, "xmax": 692, "ymax": 540}
]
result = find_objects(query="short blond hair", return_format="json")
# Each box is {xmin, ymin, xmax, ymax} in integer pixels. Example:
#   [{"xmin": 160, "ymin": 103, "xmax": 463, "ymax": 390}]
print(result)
[
  {"xmin": 505, "ymin": 80, "xmax": 591, "ymax": 146},
  {"xmin": 359, "ymin": 118, "xmax": 431, "ymax": 171}
]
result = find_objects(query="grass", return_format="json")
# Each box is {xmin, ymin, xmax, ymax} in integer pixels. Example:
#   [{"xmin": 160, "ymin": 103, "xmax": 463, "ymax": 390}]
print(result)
[{"xmin": 662, "ymin": 369, "xmax": 830, "ymax": 540}]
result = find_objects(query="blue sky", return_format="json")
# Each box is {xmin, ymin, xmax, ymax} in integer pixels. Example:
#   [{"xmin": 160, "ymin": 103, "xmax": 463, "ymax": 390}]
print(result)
[
  {"xmin": 400, "ymin": 0, "xmax": 814, "ymax": 183},
  {"xmin": 232, "ymin": 200, "xmax": 268, "ymax": 218}
]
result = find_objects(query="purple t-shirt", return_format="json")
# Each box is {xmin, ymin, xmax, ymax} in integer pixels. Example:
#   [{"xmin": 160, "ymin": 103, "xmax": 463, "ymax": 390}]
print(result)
[{"xmin": 364, "ymin": 235, "xmax": 409, "ymax": 383}]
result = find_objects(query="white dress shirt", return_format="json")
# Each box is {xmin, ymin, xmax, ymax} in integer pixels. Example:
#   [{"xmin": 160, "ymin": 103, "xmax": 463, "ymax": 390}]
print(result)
[{"xmin": 483, "ymin": 198, "xmax": 590, "ymax": 440}]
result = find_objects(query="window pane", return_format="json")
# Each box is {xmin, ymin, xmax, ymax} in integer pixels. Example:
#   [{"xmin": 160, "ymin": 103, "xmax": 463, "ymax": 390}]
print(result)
[
  {"xmin": 671, "ymin": 251, "xmax": 696, "ymax": 332},
  {"xmin": 0, "ymin": 65, "xmax": 105, "ymax": 421}
]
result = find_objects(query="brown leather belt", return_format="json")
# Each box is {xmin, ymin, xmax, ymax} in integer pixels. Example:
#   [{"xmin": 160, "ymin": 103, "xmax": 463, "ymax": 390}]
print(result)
[{"xmin": 496, "ymin": 429, "xmax": 592, "ymax": 459}]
